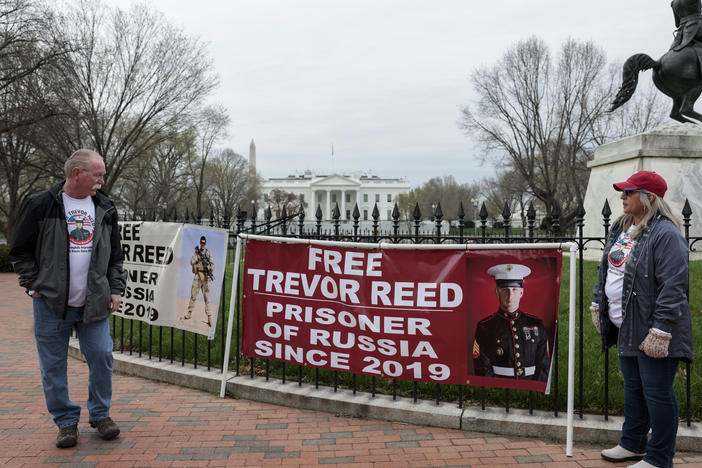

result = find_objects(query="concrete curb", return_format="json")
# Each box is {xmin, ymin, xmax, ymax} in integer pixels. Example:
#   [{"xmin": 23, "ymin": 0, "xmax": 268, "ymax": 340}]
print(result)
[{"xmin": 69, "ymin": 341, "xmax": 702, "ymax": 451}]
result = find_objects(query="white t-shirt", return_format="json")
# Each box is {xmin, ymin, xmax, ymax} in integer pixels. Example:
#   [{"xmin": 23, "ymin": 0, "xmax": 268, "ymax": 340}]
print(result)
[
  {"xmin": 63, "ymin": 193, "xmax": 95, "ymax": 307},
  {"xmin": 604, "ymin": 224, "xmax": 636, "ymax": 328}
]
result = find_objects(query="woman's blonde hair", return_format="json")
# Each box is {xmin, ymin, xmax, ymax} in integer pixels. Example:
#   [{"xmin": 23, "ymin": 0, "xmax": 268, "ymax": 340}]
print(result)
[{"xmin": 616, "ymin": 190, "xmax": 682, "ymax": 239}]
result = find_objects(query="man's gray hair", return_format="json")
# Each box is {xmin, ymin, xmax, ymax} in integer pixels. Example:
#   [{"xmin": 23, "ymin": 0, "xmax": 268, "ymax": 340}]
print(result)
[{"xmin": 64, "ymin": 149, "xmax": 100, "ymax": 178}]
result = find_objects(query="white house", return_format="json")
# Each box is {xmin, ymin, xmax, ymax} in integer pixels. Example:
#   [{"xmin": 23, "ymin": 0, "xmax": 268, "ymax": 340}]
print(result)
[{"xmin": 260, "ymin": 170, "xmax": 411, "ymax": 221}]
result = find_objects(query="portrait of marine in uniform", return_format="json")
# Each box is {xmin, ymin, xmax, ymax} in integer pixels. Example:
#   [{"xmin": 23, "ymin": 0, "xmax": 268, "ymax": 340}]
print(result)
[
  {"xmin": 183, "ymin": 235, "xmax": 215, "ymax": 326},
  {"xmin": 472, "ymin": 263, "xmax": 551, "ymax": 381},
  {"xmin": 69, "ymin": 216, "xmax": 91, "ymax": 242}
]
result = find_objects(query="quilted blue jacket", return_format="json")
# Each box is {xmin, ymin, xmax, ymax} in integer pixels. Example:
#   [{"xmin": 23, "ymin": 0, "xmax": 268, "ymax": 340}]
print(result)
[{"xmin": 592, "ymin": 215, "xmax": 692, "ymax": 361}]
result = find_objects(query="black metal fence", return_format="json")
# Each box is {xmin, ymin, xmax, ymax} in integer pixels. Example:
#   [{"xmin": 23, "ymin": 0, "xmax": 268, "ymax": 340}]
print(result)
[{"xmin": 112, "ymin": 198, "xmax": 702, "ymax": 424}]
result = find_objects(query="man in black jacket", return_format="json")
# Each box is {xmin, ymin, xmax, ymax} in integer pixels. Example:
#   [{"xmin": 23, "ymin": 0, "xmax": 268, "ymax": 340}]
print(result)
[{"xmin": 9, "ymin": 149, "xmax": 126, "ymax": 448}]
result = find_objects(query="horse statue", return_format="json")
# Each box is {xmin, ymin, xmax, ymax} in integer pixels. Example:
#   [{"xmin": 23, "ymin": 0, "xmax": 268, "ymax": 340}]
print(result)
[{"xmin": 610, "ymin": 0, "xmax": 702, "ymax": 123}]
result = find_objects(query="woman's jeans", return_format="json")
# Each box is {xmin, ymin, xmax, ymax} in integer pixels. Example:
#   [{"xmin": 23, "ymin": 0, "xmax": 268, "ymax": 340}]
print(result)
[
  {"xmin": 33, "ymin": 297, "xmax": 114, "ymax": 428},
  {"xmin": 619, "ymin": 355, "xmax": 680, "ymax": 468}
]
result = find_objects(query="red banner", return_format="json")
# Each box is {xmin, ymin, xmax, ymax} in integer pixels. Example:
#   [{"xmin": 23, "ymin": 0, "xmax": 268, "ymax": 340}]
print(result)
[{"xmin": 241, "ymin": 239, "xmax": 561, "ymax": 391}]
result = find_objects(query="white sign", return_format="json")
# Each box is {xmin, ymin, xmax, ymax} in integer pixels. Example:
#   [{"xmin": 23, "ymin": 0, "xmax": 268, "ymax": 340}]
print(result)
[{"xmin": 116, "ymin": 222, "xmax": 228, "ymax": 339}]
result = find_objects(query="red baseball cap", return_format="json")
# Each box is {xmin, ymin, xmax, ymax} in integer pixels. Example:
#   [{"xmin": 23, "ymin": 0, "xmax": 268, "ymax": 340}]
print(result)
[{"xmin": 613, "ymin": 171, "xmax": 667, "ymax": 197}]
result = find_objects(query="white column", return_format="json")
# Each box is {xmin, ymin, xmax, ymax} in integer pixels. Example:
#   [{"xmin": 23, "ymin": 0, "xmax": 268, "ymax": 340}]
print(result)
[
  {"xmin": 341, "ymin": 190, "xmax": 346, "ymax": 220},
  {"xmin": 356, "ymin": 190, "xmax": 361, "ymax": 217},
  {"xmin": 326, "ymin": 189, "xmax": 331, "ymax": 220},
  {"xmin": 310, "ymin": 190, "xmax": 316, "ymax": 216}
]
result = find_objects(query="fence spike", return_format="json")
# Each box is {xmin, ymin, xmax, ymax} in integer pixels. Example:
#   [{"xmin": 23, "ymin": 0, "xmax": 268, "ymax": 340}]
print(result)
[
  {"xmin": 502, "ymin": 202, "xmax": 511, "ymax": 220},
  {"xmin": 479, "ymin": 202, "xmax": 488, "ymax": 220},
  {"xmin": 551, "ymin": 201, "xmax": 561, "ymax": 234},
  {"xmin": 683, "ymin": 199, "xmax": 692, "ymax": 218},
  {"xmin": 576, "ymin": 200, "xmax": 585, "ymax": 218},
  {"xmin": 550, "ymin": 200, "xmax": 561, "ymax": 218},
  {"xmin": 222, "ymin": 207, "xmax": 230, "ymax": 230},
  {"xmin": 527, "ymin": 202, "xmax": 536, "ymax": 219},
  {"xmin": 413, "ymin": 202, "xmax": 421, "ymax": 220}
]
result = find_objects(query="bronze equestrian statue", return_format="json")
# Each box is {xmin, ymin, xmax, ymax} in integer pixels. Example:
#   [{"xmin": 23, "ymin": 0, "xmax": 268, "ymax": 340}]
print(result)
[{"xmin": 610, "ymin": 0, "xmax": 702, "ymax": 123}]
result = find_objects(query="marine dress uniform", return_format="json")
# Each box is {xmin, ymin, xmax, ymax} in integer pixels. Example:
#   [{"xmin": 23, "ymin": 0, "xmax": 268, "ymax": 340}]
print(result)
[
  {"xmin": 473, "ymin": 308, "xmax": 550, "ymax": 380},
  {"xmin": 472, "ymin": 264, "xmax": 551, "ymax": 381}
]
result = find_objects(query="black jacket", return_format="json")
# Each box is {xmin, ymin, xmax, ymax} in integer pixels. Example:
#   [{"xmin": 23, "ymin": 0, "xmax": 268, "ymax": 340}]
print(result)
[{"xmin": 9, "ymin": 181, "xmax": 126, "ymax": 322}]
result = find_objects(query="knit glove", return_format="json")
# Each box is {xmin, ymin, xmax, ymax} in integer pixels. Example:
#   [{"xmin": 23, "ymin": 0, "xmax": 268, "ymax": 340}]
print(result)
[
  {"xmin": 638, "ymin": 328, "xmax": 671, "ymax": 358},
  {"xmin": 590, "ymin": 304, "xmax": 601, "ymax": 334}
]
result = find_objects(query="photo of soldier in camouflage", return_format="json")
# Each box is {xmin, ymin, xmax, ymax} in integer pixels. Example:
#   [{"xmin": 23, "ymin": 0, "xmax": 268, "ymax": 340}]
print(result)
[{"xmin": 183, "ymin": 235, "xmax": 215, "ymax": 326}]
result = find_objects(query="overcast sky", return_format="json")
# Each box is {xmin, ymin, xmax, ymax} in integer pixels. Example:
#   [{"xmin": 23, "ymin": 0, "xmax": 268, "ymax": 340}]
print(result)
[{"xmin": 102, "ymin": 0, "xmax": 673, "ymax": 188}]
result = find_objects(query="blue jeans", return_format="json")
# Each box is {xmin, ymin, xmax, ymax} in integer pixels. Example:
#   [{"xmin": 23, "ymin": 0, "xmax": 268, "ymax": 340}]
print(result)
[
  {"xmin": 33, "ymin": 297, "xmax": 114, "ymax": 428},
  {"xmin": 619, "ymin": 355, "xmax": 680, "ymax": 468}
]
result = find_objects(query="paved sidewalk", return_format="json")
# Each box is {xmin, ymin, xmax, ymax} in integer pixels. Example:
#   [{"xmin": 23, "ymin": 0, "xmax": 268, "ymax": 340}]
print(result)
[{"xmin": 1, "ymin": 273, "xmax": 700, "ymax": 467}]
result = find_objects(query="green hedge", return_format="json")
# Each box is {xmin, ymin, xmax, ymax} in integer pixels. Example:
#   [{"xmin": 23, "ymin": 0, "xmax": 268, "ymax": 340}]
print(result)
[{"xmin": 0, "ymin": 245, "xmax": 12, "ymax": 272}]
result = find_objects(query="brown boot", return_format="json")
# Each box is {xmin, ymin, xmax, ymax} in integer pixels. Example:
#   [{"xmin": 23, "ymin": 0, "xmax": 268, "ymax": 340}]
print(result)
[
  {"xmin": 56, "ymin": 424, "xmax": 78, "ymax": 448},
  {"xmin": 90, "ymin": 417, "xmax": 120, "ymax": 440}
]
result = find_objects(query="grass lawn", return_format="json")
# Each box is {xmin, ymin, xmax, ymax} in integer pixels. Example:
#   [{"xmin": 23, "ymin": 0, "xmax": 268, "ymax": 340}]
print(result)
[{"xmin": 112, "ymin": 253, "xmax": 702, "ymax": 421}]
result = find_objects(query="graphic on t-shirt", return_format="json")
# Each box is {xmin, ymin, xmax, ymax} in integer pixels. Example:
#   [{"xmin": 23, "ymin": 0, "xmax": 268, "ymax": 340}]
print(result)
[
  {"xmin": 608, "ymin": 231, "xmax": 634, "ymax": 267},
  {"xmin": 67, "ymin": 212, "xmax": 94, "ymax": 246}
]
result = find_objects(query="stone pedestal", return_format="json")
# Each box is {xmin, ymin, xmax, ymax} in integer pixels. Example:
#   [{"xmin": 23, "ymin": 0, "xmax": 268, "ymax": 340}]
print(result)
[{"xmin": 583, "ymin": 123, "xmax": 702, "ymax": 258}]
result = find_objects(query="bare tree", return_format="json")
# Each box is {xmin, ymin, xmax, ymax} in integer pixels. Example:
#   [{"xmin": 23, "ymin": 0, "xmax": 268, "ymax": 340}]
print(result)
[
  {"xmin": 0, "ymin": 0, "xmax": 68, "ymax": 134},
  {"xmin": 0, "ymin": 128, "xmax": 49, "ymax": 239},
  {"xmin": 205, "ymin": 148, "xmax": 256, "ymax": 220},
  {"xmin": 395, "ymin": 188, "xmax": 421, "ymax": 223},
  {"xmin": 479, "ymin": 169, "xmax": 532, "ymax": 228},
  {"xmin": 419, "ymin": 176, "xmax": 479, "ymax": 221},
  {"xmin": 113, "ymin": 126, "xmax": 194, "ymax": 217},
  {"xmin": 460, "ymin": 37, "xmax": 666, "ymax": 231},
  {"xmin": 266, "ymin": 189, "xmax": 307, "ymax": 219},
  {"xmin": 0, "ymin": 0, "xmax": 70, "ymax": 239},
  {"xmin": 186, "ymin": 105, "xmax": 230, "ymax": 216},
  {"xmin": 591, "ymin": 68, "xmax": 668, "ymax": 144},
  {"xmin": 35, "ymin": 0, "xmax": 219, "ymax": 194},
  {"xmin": 396, "ymin": 176, "xmax": 479, "ymax": 221}
]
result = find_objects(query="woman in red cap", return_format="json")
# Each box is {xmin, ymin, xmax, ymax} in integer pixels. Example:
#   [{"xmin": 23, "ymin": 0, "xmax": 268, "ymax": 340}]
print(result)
[{"xmin": 591, "ymin": 171, "xmax": 692, "ymax": 468}]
